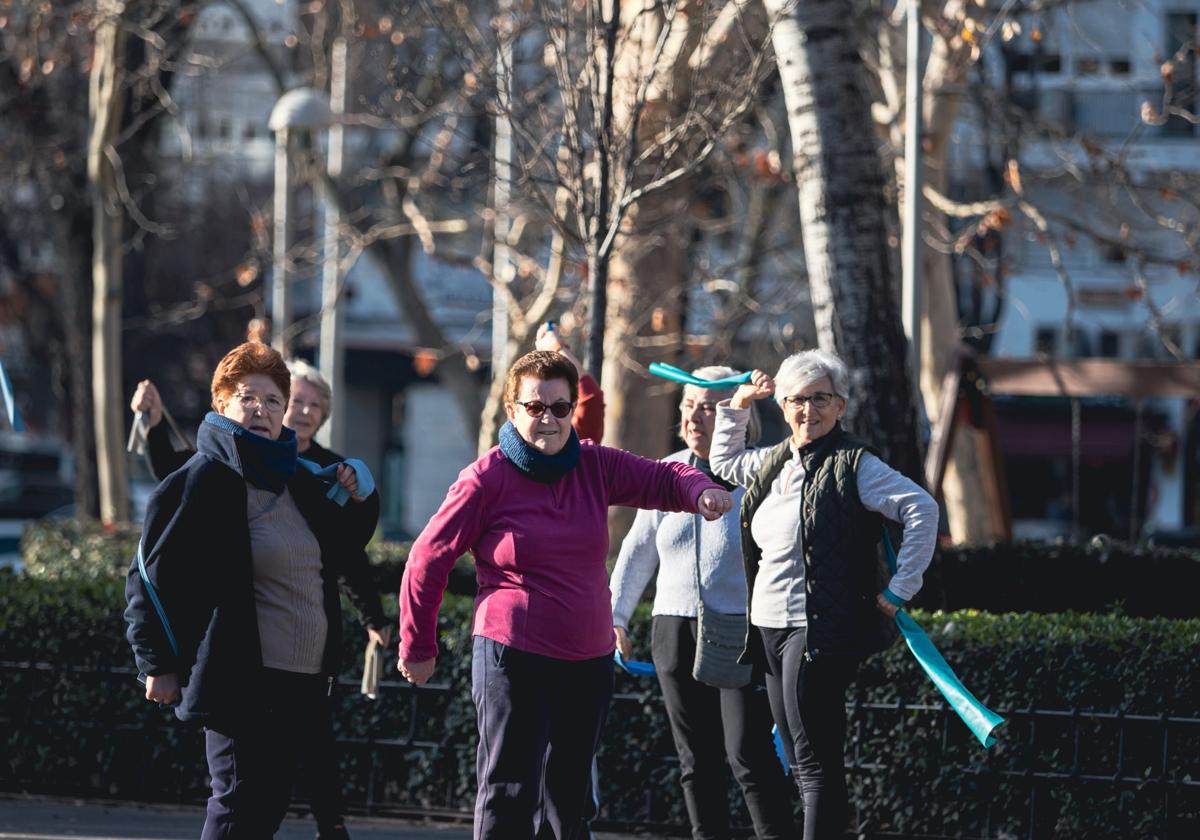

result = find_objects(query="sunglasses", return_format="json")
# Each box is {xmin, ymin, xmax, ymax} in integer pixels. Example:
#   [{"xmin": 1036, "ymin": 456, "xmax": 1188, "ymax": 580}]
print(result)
[{"xmin": 515, "ymin": 399, "xmax": 575, "ymax": 418}]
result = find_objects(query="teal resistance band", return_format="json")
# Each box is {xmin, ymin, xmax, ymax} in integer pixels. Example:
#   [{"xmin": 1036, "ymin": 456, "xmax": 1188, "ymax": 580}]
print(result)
[
  {"xmin": 883, "ymin": 531, "xmax": 1004, "ymax": 748},
  {"xmin": 136, "ymin": 542, "xmax": 180, "ymax": 658},
  {"xmin": 647, "ymin": 362, "xmax": 752, "ymax": 389},
  {"xmin": 0, "ymin": 358, "xmax": 25, "ymax": 432}
]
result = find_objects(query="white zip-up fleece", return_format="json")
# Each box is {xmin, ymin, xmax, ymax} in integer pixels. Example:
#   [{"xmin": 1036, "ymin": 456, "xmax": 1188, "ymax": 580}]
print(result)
[
  {"xmin": 710, "ymin": 404, "xmax": 938, "ymax": 628},
  {"xmin": 610, "ymin": 450, "xmax": 748, "ymax": 628}
]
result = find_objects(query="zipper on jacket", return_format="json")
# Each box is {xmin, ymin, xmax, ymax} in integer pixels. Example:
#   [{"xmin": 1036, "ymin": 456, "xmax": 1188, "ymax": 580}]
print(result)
[
  {"xmin": 327, "ymin": 675, "xmax": 334, "ymax": 697},
  {"xmin": 798, "ymin": 464, "xmax": 814, "ymax": 662}
]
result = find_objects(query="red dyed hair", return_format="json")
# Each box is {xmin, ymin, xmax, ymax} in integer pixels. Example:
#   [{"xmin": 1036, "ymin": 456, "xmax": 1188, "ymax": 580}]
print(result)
[
  {"xmin": 504, "ymin": 350, "xmax": 579, "ymax": 405},
  {"xmin": 210, "ymin": 341, "xmax": 291, "ymax": 411}
]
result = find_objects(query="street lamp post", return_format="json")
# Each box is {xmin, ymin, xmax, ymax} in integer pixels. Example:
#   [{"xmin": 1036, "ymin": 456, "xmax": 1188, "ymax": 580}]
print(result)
[
  {"xmin": 320, "ymin": 39, "xmax": 349, "ymax": 453},
  {"xmin": 268, "ymin": 87, "xmax": 331, "ymax": 357}
]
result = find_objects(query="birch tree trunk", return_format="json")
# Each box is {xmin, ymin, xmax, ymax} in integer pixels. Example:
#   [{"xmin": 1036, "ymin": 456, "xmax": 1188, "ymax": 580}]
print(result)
[
  {"xmin": 88, "ymin": 0, "xmax": 130, "ymax": 524},
  {"xmin": 764, "ymin": 0, "xmax": 922, "ymax": 479}
]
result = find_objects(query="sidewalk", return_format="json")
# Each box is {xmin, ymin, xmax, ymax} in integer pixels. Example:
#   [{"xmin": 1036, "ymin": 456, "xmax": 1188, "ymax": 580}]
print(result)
[{"xmin": 0, "ymin": 796, "xmax": 652, "ymax": 840}]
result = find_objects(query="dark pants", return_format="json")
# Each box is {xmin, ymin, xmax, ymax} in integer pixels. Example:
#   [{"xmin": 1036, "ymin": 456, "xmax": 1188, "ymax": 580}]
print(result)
[
  {"xmin": 652, "ymin": 616, "xmax": 795, "ymax": 840},
  {"xmin": 758, "ymin": 626, "xmax": 859, "ymax": 840},
  {"xmin": 202, "ymin": 668, "xmax": 343, "ymax": 839},
  {"xmin": 471, "ymin": 635, "xmax": 613, "ymax": 840}
]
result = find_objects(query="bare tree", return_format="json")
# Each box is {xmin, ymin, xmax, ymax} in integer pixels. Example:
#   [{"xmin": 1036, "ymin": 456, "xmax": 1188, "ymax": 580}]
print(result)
[{"xmin": 764, "ymin": 0, "xmax": 923, "ymax": 478}]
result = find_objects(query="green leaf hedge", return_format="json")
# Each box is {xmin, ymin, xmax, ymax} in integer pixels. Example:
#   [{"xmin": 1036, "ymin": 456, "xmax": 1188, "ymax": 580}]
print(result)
[{"xmin": 6, "ymin": 520, "xmax": 1199, "ymax": 837}]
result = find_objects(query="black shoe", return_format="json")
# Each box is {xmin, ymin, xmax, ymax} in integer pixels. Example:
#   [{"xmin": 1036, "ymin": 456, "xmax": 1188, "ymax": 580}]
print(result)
[{"xmin": 316, "ymin": 826, "xmax": 350, "ymax": 840}]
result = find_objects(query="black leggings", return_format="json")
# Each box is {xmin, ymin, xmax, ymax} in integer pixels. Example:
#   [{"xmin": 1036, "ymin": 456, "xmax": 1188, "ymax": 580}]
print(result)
[
  {"xmin": 757, "ymin": 626, "xmax": 858, "ymax": 840},
  {"xmin": 651, "ymin": 616, "xmax": 795, "ymax": 840}
]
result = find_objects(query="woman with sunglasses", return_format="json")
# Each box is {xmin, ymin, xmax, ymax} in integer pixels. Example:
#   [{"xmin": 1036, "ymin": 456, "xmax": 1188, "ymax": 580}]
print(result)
[
  {"xmin": 609, "ymin": 366, "xmax": 796, "ymax": 840},
  {"xmin": 398, "ymin": 350, "xmax": 735, "ymax": 840},
  {"xmin": 125, "ymin": 342, "xmax": 379, "ymax": 839},
  {"xmin": 709, "ymin": 349, "xmax": 937, "ymax": 840}
]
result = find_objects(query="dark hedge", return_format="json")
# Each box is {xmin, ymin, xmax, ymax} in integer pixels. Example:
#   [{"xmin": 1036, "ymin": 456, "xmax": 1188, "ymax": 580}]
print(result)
[{"xmin": 7, "ymin": 521, "xmax": 1199, "ymax": 837}]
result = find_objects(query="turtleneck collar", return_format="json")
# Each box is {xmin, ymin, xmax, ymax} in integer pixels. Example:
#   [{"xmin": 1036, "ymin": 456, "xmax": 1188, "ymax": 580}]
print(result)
[
  {"xmin": 197, "ymin": 412, "xmax": 298, "ymax": 493},
  {"xmin": 687, "ymin": 451, "xmax": 736, "ymax": 491},
  {"xmin": 790, "ymin": 422, "xmax": 844, "ymax": 462},
  {"xmin": 498, "ymin": 420, "xmax": 581, "ymax": 484}
]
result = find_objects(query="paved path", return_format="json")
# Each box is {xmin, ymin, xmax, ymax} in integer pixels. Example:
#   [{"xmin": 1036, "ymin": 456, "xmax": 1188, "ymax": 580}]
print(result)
[{"xmin": 0, "ymin": 796, "xmax": 653, "ymax": 840}]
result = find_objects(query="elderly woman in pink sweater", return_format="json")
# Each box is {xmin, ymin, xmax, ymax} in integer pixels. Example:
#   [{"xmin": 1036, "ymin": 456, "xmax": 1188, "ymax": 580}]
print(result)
[{"xmin": 398, "ymin": 350, "xmax": 733, "ymax": 840}]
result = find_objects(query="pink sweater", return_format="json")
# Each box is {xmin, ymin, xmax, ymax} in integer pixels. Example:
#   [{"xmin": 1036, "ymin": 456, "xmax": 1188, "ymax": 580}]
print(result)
[{"xmin": 399, "ymin": 442, "xmax": 719, "ymax": 661}]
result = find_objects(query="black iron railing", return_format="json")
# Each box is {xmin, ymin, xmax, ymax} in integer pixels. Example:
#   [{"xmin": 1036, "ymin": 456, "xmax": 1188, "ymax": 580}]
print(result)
[{"xmin": 2, "ymin": 661, "xmax": 1197, "ymax": 838}]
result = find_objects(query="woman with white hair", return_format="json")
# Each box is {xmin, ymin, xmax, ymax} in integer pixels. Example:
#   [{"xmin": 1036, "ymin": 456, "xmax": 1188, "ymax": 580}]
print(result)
[
  {"xmin": 709, "ymin": 349, "xmax": 938, "ymax": 840},
  {"xmin": 609, "ymin": 367, "xmax": 794, "ymax": 840}
]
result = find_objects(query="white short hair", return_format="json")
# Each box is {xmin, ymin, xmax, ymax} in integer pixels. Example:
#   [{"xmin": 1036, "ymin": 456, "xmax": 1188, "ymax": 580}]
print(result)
[
  {"xmin": 774, "ymin": 349, "xmax": 850, "ymax": 405},
  {"xmin": 286, "ymin": 358, "xmax": 333, "ymax": 420}
]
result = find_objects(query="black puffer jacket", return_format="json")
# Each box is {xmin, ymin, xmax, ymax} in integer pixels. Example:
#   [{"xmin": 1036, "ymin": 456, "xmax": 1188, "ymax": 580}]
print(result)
[
  {"xmin": 737, "ymin": 425, "xmax": 897, "ymax": 664},
  {"xmin": 124, "ymin": 417, "xmax": 379, "ymax": 724}
]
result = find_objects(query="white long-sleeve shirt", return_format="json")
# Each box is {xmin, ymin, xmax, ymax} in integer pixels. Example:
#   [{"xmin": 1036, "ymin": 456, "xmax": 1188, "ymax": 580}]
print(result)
[
  {"xmin": 710, "ymin": 404, "xmax": 937, "ymax": 628},
  {"xmin": 609, "ymin": 450, "xmax": 747, "ymax": 628}
]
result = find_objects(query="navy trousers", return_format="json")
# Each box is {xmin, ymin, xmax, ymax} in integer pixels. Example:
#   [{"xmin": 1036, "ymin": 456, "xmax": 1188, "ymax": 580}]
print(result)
[
  {"xmin": 471, "ymin": 636, "xmax": 613, "ymax": 840},
  {"xmin": 201, "ymin": 668, "xmax": 342, "ymax": 839}
]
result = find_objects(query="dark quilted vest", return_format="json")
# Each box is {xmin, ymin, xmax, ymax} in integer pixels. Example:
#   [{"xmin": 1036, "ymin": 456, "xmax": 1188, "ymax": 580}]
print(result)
[{"xmin": 737, "ymin": 425, "xmax": 897, "ymax": 664}]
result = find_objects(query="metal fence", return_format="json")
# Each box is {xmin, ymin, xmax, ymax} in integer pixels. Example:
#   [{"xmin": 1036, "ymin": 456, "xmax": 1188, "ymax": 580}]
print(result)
[{"xmin": 2, "ymin": 661, "xmax": 1198, "ymax": 838}]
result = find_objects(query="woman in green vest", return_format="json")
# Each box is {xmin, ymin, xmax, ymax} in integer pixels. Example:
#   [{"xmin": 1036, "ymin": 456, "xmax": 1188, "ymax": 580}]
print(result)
[{"xmin": 709, "ymin": 349, "xmax": 937, "ymax": 840}]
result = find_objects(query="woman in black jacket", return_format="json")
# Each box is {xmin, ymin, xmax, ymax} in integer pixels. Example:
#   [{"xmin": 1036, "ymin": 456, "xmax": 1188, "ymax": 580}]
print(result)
[
  {"xmin": 710, "ymin": 349, "xmax": 938, "ymax": 840},
  {"xmin": 125, "ymin": 342, "xmax": 379, "ymax": 840}
]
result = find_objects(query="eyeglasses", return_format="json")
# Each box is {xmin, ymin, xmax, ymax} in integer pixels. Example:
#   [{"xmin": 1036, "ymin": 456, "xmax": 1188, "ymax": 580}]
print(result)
[
  {"xmin": 680, "ymin": 399, "xmax": 717, "ymax": 415},
  {"xmin": 515, "ymin": 400, "xmax": 575, "ymax": 418},
  {"xmin": 782, "ymin": 392, "xmax": 836, "ymax": 409},
  {"xmin": 230, "ymin": 391, "xmax": 286, "ymax": 414}
]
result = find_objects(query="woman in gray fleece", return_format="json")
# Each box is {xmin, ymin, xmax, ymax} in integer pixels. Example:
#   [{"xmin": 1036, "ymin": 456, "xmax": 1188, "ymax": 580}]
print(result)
[{"xmin": 609, "ymin": 367, "xmax": 795, "ymax": 840}]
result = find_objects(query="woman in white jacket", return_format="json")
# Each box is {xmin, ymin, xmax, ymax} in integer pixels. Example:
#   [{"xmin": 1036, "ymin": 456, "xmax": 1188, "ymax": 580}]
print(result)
[{"xmin": 609, "ymin": 367, "xmax": 794, "ymax": 840}]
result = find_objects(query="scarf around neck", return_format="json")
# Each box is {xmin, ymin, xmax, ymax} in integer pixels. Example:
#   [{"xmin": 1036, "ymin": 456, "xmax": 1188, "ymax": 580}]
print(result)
[
  {"xmin": 498, "ymin": 420, "xmax": 581, "ymax": 484},
  {"xmin": 202, "ymin": 412, "xmax": 298, "ymax": 493}
]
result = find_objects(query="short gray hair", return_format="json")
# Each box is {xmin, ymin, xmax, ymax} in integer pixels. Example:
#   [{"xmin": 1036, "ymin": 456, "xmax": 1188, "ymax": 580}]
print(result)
[
  {"xmin": 774, "ymin": 349, "xmax": 850, "ymax": 406},
  {"xmin": 685, "ymin": 365, "xmax": 761, "ymax": 446},
  {"xmin": 286, "ymin": 358, "xmax": 333, "ymax": 421}
]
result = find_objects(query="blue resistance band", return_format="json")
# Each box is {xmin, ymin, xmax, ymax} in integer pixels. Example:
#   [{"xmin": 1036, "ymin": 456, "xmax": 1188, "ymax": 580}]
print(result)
[
  {"xmin": 883, "ymin": 531, "xmax": 1005, "ymax": 748},
  {"xmin": 772, "ymin": 726, "xmax": 790, "ymax": 774},
  {"xmin": 136, "ymin": 542, "xmax": 180, "ymax": 659},
  {"xmin": 647, "ymin": 362, "xmax": 752, "ymax": 389},
  {"xmin": 298, "ymin": 457, "xmax": 375, "ymax": 506},
  {"xmin": 613, "ymin": 649, "xmax": 657, "ymax": 678}
]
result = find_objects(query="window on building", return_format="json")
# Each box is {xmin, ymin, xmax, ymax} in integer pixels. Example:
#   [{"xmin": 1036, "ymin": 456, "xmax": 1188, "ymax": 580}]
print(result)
[
  {"xmin": 1009, "ymin": 52, "xmax": 1063, "ymax": 74},
  {"xmin": 1110, "ymin": 58, "xmax": 1131, "ymax": 75},
  {"xmin": 217, "ymin": 119, "xmax": 231, "ymax": 140},
  {"xmin": 1036, "ymin": 327, "xmax": 1058, "ymax": 356},
  {"xmin": 244, "ymin": 123, "xmax": 258, "ymax": 141},
  {"xmin": 1099, "ymin": 330, "xmax": 1121, "ymax": 358},
  {"xmin": 1164, "ymin": 12, "xmax": 1198, "ymax": 138},
  {"xmin": 1071, "ymin": 329, "xmax": 1094, "ymax": 358},
  {"xmin": 1104, "ymin": 242, "xmax": 1128, "ymax": 263},
  {"xmin": 1076, "ymin": 57, "xmax": 1102, "ymax": 75}
]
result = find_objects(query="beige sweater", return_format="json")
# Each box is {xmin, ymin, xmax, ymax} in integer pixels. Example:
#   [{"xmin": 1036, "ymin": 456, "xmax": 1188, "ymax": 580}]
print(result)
[{"xmin": 247, "ymin": 485, "xmax": 326, "ymax": 673}]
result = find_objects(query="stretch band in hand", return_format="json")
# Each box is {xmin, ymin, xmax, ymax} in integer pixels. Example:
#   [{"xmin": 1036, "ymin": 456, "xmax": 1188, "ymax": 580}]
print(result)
[
  {"xmin": 884, "ymin": 531, "xmax": 1004, "ymax": 748},
  {"xmin": 614, "ymin": 649, "xmax": 656, "ymax": 677},
  {"xmin": 647, "ymin": 363, "xmax": 752, "ymax": 389}
]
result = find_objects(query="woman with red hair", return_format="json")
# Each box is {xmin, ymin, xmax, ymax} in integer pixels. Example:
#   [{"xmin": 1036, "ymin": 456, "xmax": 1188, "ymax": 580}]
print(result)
[{"xmin": 125, "ymin": 342, "xmax": 379, "ymax": 840}]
